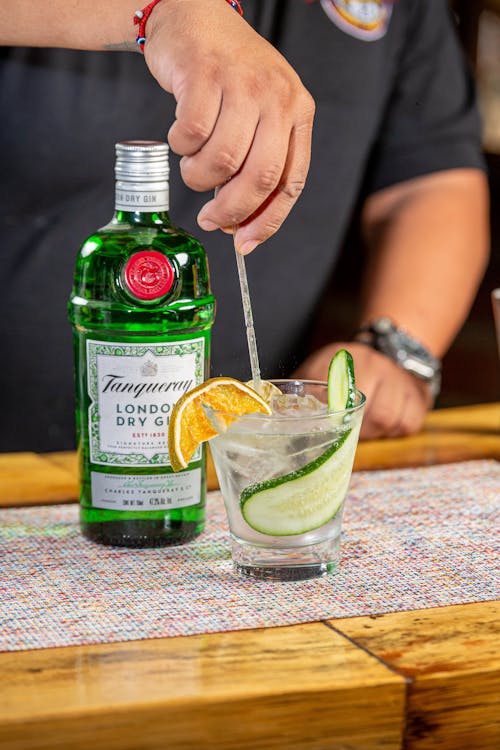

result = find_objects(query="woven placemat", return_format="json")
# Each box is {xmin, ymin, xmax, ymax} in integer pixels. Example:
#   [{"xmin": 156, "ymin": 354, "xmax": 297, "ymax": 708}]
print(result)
[{"xmin": 1, "ymin": 460, "xmax": 498, "ymax": 652}]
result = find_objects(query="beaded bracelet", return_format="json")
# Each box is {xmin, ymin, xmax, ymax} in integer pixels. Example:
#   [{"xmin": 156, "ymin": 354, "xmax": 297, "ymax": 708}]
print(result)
[{"xmin": 134, "ymin": 0, "xmax": 243, "ymax": 52}]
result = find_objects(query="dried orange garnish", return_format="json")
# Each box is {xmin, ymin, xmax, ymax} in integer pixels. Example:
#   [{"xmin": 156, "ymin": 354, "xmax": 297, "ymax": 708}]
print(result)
[{"xmin": 168, "ymin": 377, "xmax": 272, "ymax": 471}]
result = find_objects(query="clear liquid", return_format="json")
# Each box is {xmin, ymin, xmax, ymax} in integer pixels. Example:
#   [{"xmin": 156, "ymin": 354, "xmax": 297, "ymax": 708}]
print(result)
[{"xmin": 210, "ymin": 413, "xmax": 361, "ymax": 550}]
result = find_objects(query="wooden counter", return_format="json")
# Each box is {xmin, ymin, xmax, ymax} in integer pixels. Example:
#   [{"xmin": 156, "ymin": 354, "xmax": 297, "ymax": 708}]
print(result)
[
  {"xmin": 1, "ymin": 402, "xmax": 499, "ymax": 506},
  {"xmin": 0, "ymin": 403, "xmax": 499, "ymax": 750}
]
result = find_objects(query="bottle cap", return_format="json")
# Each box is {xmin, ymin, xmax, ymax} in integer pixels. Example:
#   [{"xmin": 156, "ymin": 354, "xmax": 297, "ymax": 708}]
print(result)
[{"xmin": 115, "ymin": 141, "xmax": 169, "ymax": 183}]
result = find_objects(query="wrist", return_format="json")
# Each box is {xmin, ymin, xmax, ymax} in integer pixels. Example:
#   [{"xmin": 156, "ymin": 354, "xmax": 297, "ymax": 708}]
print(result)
[
  {"xmin": 133, "ymin": 0, "xmax": 167, "ymax": 52},
  {"xmin": 135, "ymin": 0, "xmax": 243, "ymax": 52}
]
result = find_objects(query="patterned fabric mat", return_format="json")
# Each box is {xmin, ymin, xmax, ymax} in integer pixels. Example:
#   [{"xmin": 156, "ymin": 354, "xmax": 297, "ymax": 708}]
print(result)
[{"xmin": 1, "ymin": 460, "xmax": 498, "ymax": 652}]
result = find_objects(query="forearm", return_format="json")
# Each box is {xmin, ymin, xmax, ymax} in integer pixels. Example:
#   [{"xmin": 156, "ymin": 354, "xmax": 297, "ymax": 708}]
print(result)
[
  {"xmin": 0, "ymin": 0, "xmax": 141, "ymax": 49},
  {"xmin": 0, "ymin": 0, "xmax": 229, "ymax": 51},
  {"xmin": 360, "ymin": 168, "xmax": 490, "ymax": 357}
]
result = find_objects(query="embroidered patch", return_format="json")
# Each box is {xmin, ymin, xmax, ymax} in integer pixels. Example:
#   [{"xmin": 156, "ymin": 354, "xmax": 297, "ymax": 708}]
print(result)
[{"xmin": 320, "ymin": 0, "xmax": 393, "ymax": 41}]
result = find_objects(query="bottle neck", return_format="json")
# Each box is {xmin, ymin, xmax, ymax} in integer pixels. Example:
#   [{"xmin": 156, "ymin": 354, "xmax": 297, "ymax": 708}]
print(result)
[{"xmin": 114, "ymin": 178, "xmax": 170, "ymax": 224}]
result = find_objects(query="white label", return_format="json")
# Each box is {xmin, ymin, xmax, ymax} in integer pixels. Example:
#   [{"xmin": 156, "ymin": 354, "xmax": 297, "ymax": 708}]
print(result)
[
  {"xmin": 115, "ymin": 183, "xmax": 169, "ymax": 211},
  {"xmin": 91, "ymin": 469, "xmax": 202, "ymax": 511},
  {"xmin": 87, "ymin": 338, "xmax": 205, "ymax": 467}
]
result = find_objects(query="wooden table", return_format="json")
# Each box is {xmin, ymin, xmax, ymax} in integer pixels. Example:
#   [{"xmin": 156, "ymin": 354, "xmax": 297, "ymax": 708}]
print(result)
[{"xmin": 1, "ymin": 403, "xmax": 499, "ymax": 750}]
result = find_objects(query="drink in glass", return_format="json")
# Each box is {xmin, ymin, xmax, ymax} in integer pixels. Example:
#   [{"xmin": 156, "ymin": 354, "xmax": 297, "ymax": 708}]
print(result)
[
  {"xmin": 492, "ymin": 288, "xmax": 500, "ymax": 356},
  {"xmin": 207, "ymin": 379, "xmax": 365, "ymax": 580}
]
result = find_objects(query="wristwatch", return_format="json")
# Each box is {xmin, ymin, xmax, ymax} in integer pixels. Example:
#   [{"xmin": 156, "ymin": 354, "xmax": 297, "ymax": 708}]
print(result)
[{"xmin": 353, "ymin": 317, "xmax": 442, "ymax": 399}]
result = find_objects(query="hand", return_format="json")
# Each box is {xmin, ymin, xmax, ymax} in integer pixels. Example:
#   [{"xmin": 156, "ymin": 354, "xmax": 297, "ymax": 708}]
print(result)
[
  {"xmin": 143, "ymin": 0, "xmax": 315, "ymax": 254},
  {"xmin": 294, "ymin": 343, "xmax": 433, "ymax": 439}
]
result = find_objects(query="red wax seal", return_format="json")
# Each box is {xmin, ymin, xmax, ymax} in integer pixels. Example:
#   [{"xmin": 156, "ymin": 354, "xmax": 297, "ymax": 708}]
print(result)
[{"xmin": 123, "ymin": 250, "xmax": 175, "ymax": 300}]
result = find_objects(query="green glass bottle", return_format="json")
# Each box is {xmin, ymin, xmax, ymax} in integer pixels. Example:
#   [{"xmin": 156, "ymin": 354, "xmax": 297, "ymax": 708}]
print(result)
[{"xmin": 68, "ymin": 141, "xmax": 215, "ymax": 547}]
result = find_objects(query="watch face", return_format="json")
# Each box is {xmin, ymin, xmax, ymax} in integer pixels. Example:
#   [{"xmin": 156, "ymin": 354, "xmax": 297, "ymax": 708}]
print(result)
[
  {"xmin": 394, "ymin": 331, "xmax": 426, "ymax": 357},
  {"xmin": 371, "ymin": 321, "xmax": 440, "ymax": 375},
  {"xmin": 358, "ymin": 319, "xmax": 441, "ymax": 397},
  {"xmin": 373, "ymin": 317, "xmax": 394, "ymax": 335}
]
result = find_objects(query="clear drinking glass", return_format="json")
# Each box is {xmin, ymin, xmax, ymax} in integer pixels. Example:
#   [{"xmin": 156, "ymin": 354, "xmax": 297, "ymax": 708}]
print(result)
[
  {"xmin": 492, "ymin": 289, "xmax": 500, "ymax": 356},
  {"xmin": 206, "ymin": 380, "xmax": 365, "ymax": 581}
]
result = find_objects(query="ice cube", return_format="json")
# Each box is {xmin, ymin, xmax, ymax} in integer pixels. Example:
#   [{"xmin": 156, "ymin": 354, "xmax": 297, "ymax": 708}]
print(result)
[{"xmin": 270, "ymin": 393, "xmax": 327, "ymax": 417}]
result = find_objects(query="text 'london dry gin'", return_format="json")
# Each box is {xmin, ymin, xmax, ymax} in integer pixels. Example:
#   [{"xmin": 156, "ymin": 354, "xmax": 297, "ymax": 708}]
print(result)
[{"xmin": 68, "ymin": 141, "xmax": 215, "ymax": 547}]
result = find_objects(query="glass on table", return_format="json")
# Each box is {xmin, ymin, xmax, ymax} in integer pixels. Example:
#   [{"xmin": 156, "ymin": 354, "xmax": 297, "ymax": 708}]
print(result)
[
  {"xmin": 492, "ymin": 289, "xmax": 500, "ymax": 356},
  {"xmin": 206, "ymin": 379, "xmax": 365, "ymax": 581}
]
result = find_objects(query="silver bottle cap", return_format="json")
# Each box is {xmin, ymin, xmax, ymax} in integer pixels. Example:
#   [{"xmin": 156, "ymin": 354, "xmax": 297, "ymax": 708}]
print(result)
[
  {"xmin": 115, "ymin": 141, "xmax": 169, "ymax": 182},
  {"xmin": 114, "ymin": 141, "xmax": 169, "ymax": 211}
]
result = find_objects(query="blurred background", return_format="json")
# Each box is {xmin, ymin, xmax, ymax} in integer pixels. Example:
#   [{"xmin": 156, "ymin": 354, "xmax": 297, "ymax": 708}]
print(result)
[{"xmin": 311, "ymin": 0, "xmax": 500, "ymax": 408}]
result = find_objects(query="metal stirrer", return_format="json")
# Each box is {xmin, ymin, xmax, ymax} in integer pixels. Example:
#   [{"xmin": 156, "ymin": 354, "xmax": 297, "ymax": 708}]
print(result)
[
  {"xmin": 213, "ymin": 187, "xmax": 262, "ymax": 393},
  {"xmin": 234, "ymin": 246, "xmax": 262, "ymax": 394}
]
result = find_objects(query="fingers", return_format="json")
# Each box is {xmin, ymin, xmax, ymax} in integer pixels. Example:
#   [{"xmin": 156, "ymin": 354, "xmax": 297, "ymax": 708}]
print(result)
[
  {"xmin": 361, "ymin": 379, "xmax": 406, "ymax": 439},
  {"xmin": 167, "ymin": 74, "xmax": 223, "ymax": 158},
  {"xmin": 172, "ymin": 89, "xmax": 261, "ymax": 190},
  {"xmin": 173, "ymin": 90, "xmax": 313, "ymax": 252},
  {"xmin": 360, "ymin": 370, "xmax": 429, "ymax": 439},
  {"xmin": 233, "ymin": 117, "xmax": 314, "ymax": 254},
  {"xmin": 195, "ymin": 106, "xmax": 312, "ymax": 253},
  {"xmin": 395, "ymin": 390, "xmax": 428, "ymax": 436},
  {"xmin": 196, "ymin": 112, "xmax": 289, "ymax": 225}
]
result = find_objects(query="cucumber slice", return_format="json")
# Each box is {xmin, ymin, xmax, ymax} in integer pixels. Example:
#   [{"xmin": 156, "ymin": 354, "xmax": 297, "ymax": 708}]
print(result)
[
  {"xmin": 328, "ymin": 349, "xmax": 356, "ymax": 411},
  {"xmin": 240, "ymin": 428, "xmax": 355, "ymax": 536}
]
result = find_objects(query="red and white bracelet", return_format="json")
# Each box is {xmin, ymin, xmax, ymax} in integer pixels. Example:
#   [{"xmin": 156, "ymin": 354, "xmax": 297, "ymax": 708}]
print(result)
[{"xmin": 134, "ymin": 0, "xmax": 244, "ymax": 52}]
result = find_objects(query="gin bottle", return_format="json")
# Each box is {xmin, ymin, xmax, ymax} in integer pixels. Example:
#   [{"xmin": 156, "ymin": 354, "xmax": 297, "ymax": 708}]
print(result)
[{"xmin": 69, "ymin": 141, "xmax": 215, "ymax": 547}]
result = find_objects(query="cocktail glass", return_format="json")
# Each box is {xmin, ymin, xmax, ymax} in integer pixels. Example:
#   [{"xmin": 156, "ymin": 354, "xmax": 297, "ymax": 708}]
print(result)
[
  {"xmin": 492, "ymin": 289, "xmax": 500, "ymax": 356},
  {"xmin": 206, "ymin": 379, "xmax": 365, "ymax": 581}
]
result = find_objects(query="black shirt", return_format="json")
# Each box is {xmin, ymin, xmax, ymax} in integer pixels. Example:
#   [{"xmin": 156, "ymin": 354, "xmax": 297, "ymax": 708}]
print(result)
[{"xmin": 0, "ymin": 0, "xmax": 484, "ymax": 450}]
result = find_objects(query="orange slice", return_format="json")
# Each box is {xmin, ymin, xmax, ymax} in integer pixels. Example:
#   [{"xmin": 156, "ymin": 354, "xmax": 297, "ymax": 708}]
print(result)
[{"xmin": 168, "ymin": 377, "xmax": 272, "ymax": 472}]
